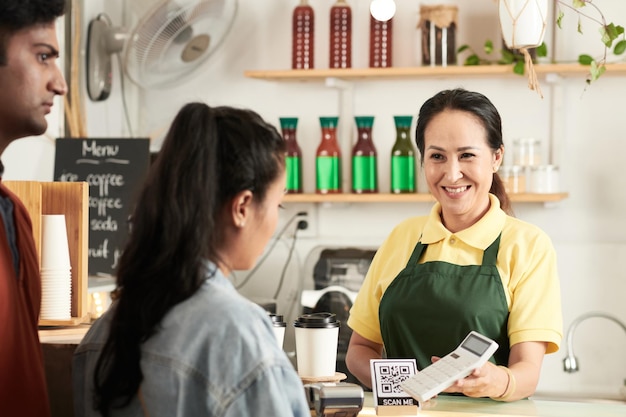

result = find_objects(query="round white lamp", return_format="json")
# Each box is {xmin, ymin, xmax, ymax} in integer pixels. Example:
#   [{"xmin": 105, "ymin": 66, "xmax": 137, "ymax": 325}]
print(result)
[{"xmin": 370, "ymin": 0, "xmax": 396, "ymax": 22}]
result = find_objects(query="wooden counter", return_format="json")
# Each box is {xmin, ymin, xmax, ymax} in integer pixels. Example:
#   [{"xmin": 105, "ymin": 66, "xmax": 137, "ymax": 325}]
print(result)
[{"xmin": 357, "ymin": 393, "xmax": 626, "ymax": 417}]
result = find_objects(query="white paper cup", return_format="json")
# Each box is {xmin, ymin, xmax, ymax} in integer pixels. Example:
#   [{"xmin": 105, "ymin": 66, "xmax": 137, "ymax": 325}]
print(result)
[
  {"xmin": 294, "ymin": 312, "xmax": 340, "ymax": 378},
  {"xmin": 40, "ymin": 263, "xmax": 72, "ymax": 320},
  {"xmin": 269, "ymin": 314, "xmax": 287, "ymax": 349},
  {"xmin": 41, "ymin": 215, "xmax": 71, "ymax": 271}
]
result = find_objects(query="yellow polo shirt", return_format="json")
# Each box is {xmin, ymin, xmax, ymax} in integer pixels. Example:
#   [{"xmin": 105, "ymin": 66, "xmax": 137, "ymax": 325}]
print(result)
[{"xmin": 348, "ymin": 194, "xmax": 562, "ymax": 353}]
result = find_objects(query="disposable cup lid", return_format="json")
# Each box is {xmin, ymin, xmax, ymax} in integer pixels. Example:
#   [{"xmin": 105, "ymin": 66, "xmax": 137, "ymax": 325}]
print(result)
[
  {"xmin": 269, "ymin": 313, "xmax": 286, "ymax": 327},
  {"xmin": 294, "ymin": 312, "xmax": 340, "ymax": 328}
]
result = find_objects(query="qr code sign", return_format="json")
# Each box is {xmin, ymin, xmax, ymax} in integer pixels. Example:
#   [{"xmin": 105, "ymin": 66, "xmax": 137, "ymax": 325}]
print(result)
[{"xmin": 371, "ymin": 359, "xmax": 417, "ymax": 398}]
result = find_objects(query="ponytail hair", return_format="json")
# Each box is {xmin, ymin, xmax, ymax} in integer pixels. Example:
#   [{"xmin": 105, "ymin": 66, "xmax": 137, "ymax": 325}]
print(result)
[{"xmin": 93, "ymin": 103, "xmax": 286, "ymax": 415}]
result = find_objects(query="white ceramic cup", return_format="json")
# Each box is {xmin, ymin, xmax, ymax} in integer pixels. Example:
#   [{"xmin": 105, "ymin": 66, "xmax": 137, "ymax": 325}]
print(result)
[
  {"xmin": 294, "ymin": 312, "xmax": 340, "ymax": 378},
  {"xmin": 269, "ymin": 314, "xmax": 287, "ymax": 349},
  {"xmin": 40, "ymin": 214, "xmax": 71, "ymax": 271}
]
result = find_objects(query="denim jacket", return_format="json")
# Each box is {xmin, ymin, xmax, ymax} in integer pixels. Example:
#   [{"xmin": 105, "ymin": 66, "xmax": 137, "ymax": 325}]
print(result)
[{"xmin": 73, "ymin": 261, "xmax": 310, "ymax": 417}]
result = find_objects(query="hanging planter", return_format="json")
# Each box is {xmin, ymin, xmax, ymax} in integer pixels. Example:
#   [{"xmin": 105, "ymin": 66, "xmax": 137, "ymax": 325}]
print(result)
[
  {"xmin": 499, "ymin": 0, "xmax": 548, "ymax": 49},
  {"xmin": 458, "ymin": 1, "xmax": 625, "ymax": 96},
  {"xmin": 498, "ymin": 0, "xmax": 549, "ymax": 97}
]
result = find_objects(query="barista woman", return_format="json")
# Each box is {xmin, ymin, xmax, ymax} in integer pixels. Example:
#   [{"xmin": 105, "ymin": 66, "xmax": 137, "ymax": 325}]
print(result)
[
  {"xmin": 73, "ymin": 103, "xmax": 310, "ymax": 416},
  {"xmin": 345, "ymin": 89, "xmax": 562, "ymax": 402}
]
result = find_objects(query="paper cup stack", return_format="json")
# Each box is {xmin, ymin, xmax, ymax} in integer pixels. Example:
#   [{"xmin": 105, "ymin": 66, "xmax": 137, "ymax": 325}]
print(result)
[{"xmin": 40, "ymin": 214, "xmax": 72, "ymax": 320}]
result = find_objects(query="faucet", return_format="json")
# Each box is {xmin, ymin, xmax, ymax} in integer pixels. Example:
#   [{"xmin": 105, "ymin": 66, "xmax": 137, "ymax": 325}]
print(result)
[{"xmin": 563, "ymin": 311, "xmax": 626, "ymax": 373}]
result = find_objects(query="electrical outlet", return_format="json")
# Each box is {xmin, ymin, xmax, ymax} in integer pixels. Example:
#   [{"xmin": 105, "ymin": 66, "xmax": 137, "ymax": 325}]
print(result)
[{"xmin": 289, "ymin": 205, "xmax": 318, "ymax": 239}]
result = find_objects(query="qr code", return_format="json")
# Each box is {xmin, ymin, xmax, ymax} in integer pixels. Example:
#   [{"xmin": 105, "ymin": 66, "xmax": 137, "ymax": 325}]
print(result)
[{"xmin": 372, "ymin": 359, "xmax": 417, "ymax": 397}]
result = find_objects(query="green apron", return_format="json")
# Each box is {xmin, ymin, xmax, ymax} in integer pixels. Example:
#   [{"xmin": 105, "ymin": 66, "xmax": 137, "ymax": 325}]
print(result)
[{"xmin": 379, "ymin": 234, "xmax": 510, "ymax": 370}]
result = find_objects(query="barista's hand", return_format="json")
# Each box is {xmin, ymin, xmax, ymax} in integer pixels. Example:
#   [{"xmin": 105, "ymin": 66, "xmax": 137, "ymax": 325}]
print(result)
[{"xmin": 432, "ymin": 356, "xmax": 506, "ymax": 399}]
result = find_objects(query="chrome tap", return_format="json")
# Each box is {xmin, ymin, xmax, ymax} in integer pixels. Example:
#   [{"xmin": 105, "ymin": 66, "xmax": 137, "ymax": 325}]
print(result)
[{"xmin": 563, "ymin": 311, "xmax": 626, "ymax": 373}]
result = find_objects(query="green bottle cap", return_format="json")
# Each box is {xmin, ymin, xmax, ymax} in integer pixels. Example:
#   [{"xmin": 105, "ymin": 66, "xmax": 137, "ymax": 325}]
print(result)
[
  {"xmin": 394, "ymin": 116, "xmax": 413, "ymax": 128},
  {"xmin": 319, "ymin": 117, "xmax": 339, "ymax": 128},
  {"xmin": 354, "ymin": 116, "xmax": 374, "ymax": 128},
  {"xmin": 279, "ymin": 117, "xmax": 298, "ymax": 130}
]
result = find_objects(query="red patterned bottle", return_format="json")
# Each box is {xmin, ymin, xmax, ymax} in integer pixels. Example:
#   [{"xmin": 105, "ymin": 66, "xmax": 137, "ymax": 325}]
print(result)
[
  {"xmin": 369, "ymin": 15, "xmax": 392, "ymax": 68},
  {"xmin": 292, "ymin": 0, "xmax": 314, "ymax": 69},
  {"xmin": 280, "ymin": 117, "xmax": 303, "ymax": 194},
  {"xmin": 316, "ymin": 117, "xmax": 342, "ymax": 194},
  {"xmin": 351, "ymin": 116, "xmax": 378, "ymax": 193},
  {"xmin": 329, "ymin": 0, "xmax": 352, "ymax": 68}
]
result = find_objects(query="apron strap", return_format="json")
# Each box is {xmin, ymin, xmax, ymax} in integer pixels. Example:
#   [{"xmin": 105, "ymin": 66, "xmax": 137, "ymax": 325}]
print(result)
[
  {"xmin": 482, "ymin": 233, "xmax": 502, "ymax": 266},
  {"xmin": 406, "ymin": 235, "xmax": 426, "ymax": 267},
  {"xmin": 408, "ymin": 233, "xmax": 502, "ymax": 268}
]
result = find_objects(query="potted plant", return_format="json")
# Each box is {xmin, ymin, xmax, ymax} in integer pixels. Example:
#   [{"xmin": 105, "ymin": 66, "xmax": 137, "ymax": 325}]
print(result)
[{"xmin": 461, "ymin": 0, "xmax": 626, "ymax": 95}]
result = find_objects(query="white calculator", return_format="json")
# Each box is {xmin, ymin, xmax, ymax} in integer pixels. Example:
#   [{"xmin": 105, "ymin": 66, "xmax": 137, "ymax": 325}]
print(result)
[{"xmin": 400, "ymin": 331, "xmax": 499, "ymax": 403}]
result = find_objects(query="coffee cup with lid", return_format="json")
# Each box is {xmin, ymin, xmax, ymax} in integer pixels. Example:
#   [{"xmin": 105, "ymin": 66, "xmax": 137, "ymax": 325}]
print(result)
[{"xmin": 294, "ymin": 312, "xmax": 340, "ymax": 378}]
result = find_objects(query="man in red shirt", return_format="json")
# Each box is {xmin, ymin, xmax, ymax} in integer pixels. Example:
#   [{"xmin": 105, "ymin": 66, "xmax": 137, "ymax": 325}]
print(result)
[{"xmin": 0, "ymin": 1, "xmax": 68, "ymax": 415}]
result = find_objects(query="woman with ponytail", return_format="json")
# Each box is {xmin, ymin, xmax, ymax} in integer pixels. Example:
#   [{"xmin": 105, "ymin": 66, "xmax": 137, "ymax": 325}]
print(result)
[{"xmin": 73, "ymin": 103, "xmax": 309, "ymax": 417}]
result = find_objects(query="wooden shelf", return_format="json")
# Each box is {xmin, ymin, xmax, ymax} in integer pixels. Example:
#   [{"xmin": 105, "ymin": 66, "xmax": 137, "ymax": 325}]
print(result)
[
  {"xmin": 39, "ymin": 315, "xmax": 91, "ymax": 327},
  {"xmin": 4, "ymin": 181, "xmax": 89, "ymax": 326},
  {"xmin": 283, "ymin": 193, "xmax": 568, "ymax": 204},
  {"xmin": 244, "ymin": 63, "xmax": 626, "ymax": 82},
  {"xmin": 248, "ymin": 64, "xmax": 574, "ymax": 207}
]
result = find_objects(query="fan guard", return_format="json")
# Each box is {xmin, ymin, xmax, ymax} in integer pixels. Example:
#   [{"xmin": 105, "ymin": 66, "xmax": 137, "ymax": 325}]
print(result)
[
  {"xmin": 125, "ymin": 0, "xmax": 237, "ymax": 89},
  {"xmin": 86, "ymin": 0, "xmax": 237, "ymax": 100}
]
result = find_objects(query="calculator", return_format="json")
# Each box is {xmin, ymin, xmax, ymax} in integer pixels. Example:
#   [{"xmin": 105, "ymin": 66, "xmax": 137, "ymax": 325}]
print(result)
[{"xmin": 400, "ymin": 331, "xmax": 499, "ymax": 403}]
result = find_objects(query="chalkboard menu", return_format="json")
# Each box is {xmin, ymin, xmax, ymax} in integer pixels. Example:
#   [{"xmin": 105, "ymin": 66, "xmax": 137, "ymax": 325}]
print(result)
[{"xmin": 54, "ymin": 138, "xmax": 151, "ymax": 277}]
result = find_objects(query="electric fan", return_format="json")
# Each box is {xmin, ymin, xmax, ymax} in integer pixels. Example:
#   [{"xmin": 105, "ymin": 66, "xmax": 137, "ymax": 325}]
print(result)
[{"xmin": 86, "ymin": 0, "xmax": 238, "ymax": 101}]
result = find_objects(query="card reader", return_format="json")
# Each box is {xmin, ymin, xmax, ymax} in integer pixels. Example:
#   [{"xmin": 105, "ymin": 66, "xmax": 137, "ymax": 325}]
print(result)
[{"xmin": 303, "ymin": 382, "xmax": 364, "ymax": 417}]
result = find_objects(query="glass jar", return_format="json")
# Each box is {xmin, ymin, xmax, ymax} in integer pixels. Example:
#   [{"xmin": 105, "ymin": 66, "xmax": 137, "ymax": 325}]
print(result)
[
  {"xmin": 369, "ymin": 14, "xmax": 392, "ymax": 68},
  {"xmin": 279, "ymin": 117, "xmax": 303, "ymax": 194},
  {"xmin": 292, "ymin": 0, "xmax": 315, "ymax": 69},
  {"xmin": 390, "ymin": 115, "xmax": 416, "ymax": 193},
  {"xmin": 529, "ymin": 165, "xmax": 559, "ymax": 193},
  {"xmin": 513, "ymin": 138, "xmax": 542, "ymax": 167},
  {"xmin": 499, "ymin": 165, "xmax": 526, "ymax": 194},
  {"xmin": 351, "ymin": 116, "xmax": 378, "ymax": 193},
  {"xmin": 329, "ymin": 0, "xmax": 352, "ymax": 68},
  {"xmin": 418, "ymin": 5, "xmax": 458, "ymax": 67},
  {"xmin": 316, "ymin": 117, "xmax": 342, "ymax": 194}
]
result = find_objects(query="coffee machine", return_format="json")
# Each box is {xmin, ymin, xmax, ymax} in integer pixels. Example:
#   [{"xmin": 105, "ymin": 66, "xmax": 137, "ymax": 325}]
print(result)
[{"xmin": 301, "ymin": 247, "xmax": 376, "ymax": 387}]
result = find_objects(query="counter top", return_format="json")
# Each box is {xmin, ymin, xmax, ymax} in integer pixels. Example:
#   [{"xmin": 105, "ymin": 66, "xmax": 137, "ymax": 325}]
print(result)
[
  {"xmin": 357, "ymin": 392, "xmax": 626, "ymax": 417},
  {"xmin": 39, "ymin": 325, "xmax": 90, "ymax": 344},
  {"xmin": 35, "ymin": 327, "xmax": 626, "ymax": 416}
]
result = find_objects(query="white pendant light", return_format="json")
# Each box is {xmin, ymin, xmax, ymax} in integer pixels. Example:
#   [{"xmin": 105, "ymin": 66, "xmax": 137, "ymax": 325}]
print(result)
[{"xmin": 370, "ymin": 0, "xmax": 396, "ymax": 22}]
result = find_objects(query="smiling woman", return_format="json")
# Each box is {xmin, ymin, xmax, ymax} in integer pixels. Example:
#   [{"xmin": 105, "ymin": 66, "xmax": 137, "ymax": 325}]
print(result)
[
  {"xmin": 416, "ymin": 89, "xmax": 507, "ymax": 232},
  {"xmin": 345, "ymin": 88, "xmax": 562, "ymax": 404},
  {"xmin": 421, "ymin": 110, "xmax": 503, "ymax": 232}
]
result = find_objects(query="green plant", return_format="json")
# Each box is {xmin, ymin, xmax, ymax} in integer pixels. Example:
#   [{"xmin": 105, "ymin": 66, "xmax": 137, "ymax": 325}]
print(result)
[
  {"xmin": 458, "ymin": 1, "xmax": 625, "ymax": 85},
  {"xmin": 556, "ymin": 0, "xmax": 626, "ymax": 83},
  {"xmin": 457, "ymin": 41, "xmax": 548, "ymax": 76}
]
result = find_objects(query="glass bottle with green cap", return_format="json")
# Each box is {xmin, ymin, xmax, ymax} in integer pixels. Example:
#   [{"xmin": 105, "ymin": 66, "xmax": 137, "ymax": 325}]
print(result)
[
  {"xmin": 279, "ymin": 117, "xmax": 303, "ymax": 194},
  {"xmin": 391, "ymin": 115, "xmax": 416, "ymax": 193},
  {"xmin": 351, "ymin": 116, "xmax": 378, "ymax": 193},
  {"xmin": 316, "ymin": 117, "xmax": 342, "ymax": 194}
]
